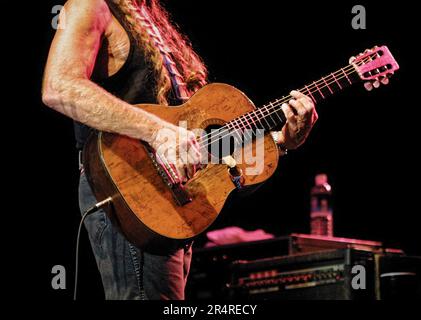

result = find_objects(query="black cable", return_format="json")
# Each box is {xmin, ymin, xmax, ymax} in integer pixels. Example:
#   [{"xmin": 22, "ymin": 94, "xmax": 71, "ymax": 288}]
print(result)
[{"xmin": 73, "ymin": 197, "xmax": 112, "ymax": 301}]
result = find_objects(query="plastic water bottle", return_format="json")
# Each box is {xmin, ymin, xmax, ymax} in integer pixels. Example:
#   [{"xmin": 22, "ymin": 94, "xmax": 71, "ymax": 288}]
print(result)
[{"xmin": 310, "ymin": 174, "xmax": 333, "ymax": 236}]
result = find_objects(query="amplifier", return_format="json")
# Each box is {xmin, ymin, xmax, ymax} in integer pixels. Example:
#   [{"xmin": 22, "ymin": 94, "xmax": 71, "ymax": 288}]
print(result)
[
  {"xmin": 376, "ymin": 253, "xmax": 421, "ymax": 300},
  {"xmin": 289, "ymin": 233, "xmax": 384, "ymax": 254},
  {"xmin": 186, "ymin": 234, "xmax": 418, "ymax": 300},
  {"xmin": 186, "ymin": 237, "xmax": 290, "ymax": 300},
  {"xmin": 228, "ymin": 249, "xmax": 376, "ymax": 300}
]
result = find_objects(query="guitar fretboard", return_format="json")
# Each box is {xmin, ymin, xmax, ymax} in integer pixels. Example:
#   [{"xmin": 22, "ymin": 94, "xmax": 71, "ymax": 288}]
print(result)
[{"xmin": 227, "ymin": 64, "xmax": 361, "ymax": 137}]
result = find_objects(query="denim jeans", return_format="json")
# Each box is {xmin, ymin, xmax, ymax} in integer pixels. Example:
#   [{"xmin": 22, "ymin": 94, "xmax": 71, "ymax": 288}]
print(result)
[{"xmin": 78, "ymin": 171, "xmax": 192, "ymax": 300}]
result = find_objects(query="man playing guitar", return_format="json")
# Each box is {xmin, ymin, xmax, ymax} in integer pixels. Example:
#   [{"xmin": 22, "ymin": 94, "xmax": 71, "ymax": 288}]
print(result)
[{"xmin": 43, "ymin": 0, "xmax": 323, "ymax": 300}]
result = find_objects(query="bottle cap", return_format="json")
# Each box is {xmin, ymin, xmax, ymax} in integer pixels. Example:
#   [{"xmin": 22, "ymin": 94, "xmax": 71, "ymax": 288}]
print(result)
[{"xmin": 315, "ymin": 174, "xmax": 328, "ymax": 186}]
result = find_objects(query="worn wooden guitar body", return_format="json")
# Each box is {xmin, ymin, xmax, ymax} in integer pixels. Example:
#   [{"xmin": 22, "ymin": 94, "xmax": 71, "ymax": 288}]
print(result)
[
  {"xmin": 83, "ymin": 45, "xmax": 399, "ymax": 253},
  {"xmin": 83, "ymin": 83, "xmax": 279, "ymax": 253}
]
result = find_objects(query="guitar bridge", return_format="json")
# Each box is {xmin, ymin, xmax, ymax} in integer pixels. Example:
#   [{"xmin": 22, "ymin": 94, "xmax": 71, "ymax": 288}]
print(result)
[{"xmin": 145, "ymin": 145, "xmax": 192, "ymax": 206}]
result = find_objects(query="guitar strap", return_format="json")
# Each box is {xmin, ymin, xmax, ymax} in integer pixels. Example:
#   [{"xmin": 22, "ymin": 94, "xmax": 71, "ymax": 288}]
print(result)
[{"xmin": 137, "ymin": 4, "xmax": 190, "ymax": 103}]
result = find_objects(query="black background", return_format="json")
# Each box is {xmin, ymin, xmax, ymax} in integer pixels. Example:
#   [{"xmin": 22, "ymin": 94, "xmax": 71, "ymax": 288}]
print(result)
[{"xmin": 14, "ymin": 0, "xmax": 420, "ymax": 300}]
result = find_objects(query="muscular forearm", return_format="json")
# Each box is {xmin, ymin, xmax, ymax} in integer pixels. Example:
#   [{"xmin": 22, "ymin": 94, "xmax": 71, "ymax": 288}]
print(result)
[
  {"xmin": 43, "ymin": 77, "xmax": 162, "ymax": 143},
  {"xmin": 41, "ymin": 0, "xmax": 161, "ymax": 141}
]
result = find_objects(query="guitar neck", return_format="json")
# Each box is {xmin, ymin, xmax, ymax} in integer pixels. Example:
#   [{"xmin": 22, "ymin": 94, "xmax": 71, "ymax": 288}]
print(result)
[{"xmin": 227, "ymin": 64, "xmax": 361, "ymax": 134}]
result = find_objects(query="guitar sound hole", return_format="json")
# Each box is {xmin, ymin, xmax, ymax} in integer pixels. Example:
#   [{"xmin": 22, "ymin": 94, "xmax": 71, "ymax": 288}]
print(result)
[{"xmin": 201, "ymin": 124, "xmax": 236, "ymax": 164}]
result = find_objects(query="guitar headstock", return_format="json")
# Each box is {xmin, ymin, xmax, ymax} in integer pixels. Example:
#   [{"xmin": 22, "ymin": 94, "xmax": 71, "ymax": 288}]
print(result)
[{"xmin": 350, "ymin": 45, "xmax": 399, "ymax": 90}]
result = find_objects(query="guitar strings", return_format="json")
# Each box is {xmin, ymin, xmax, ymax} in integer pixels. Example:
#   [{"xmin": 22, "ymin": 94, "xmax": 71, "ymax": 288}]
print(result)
[
  {"xmin": 156, "ymin": 53, "xmax": 380, "ymax": 181},
  {"xmin": 245, "ymin": 54, "xmax": 382, "ymax": 124},
  {"xmin": 196, "ymin": 56, "xmax": 373, "ymax": 151},
  {"xmin": 196, "ymin": 62, "xmax": 361, "ymax": 149}
]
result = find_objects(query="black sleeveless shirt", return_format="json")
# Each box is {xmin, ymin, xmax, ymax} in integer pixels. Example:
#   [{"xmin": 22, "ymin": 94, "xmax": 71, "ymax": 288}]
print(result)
[{"xmin": 74, "ymin": 0, "xmax": 179, "ymax": 150}]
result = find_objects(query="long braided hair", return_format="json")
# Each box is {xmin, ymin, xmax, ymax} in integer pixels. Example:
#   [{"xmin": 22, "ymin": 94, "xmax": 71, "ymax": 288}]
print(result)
[{"xmin": 115, "ymin": 0, "xmax": 208, "ymax": 105}]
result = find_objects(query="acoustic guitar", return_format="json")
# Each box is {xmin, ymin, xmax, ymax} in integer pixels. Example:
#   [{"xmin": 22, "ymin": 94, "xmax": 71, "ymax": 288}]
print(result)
[{"xmin": 83, "ymin": 46, "xmax": 399, "ymax": 253}]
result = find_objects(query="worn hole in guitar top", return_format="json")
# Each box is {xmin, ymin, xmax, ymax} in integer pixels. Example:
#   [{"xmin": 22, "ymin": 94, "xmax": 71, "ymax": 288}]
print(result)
[{"xmin": 200, "ymin": 124, "xmax": 237, "ymax": 165}]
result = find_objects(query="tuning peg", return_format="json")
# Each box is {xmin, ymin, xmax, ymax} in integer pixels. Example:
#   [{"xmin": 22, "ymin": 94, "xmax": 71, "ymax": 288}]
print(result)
[
  {"xmin": 373, "ymin": 79, "xmax": 381, "ymax": 88},
  {"xmin": 364, "ymin": 82, "xmax": 374, "ymax": 91},
  {"xmin": 349, "ymin": 56, "xmax": 356, "ymax": 64},
  {"xmin": 381, "ymin": 77, "xmax": 390, "ymax": 85},
  {"xmin": 386, "ymin": 72, "xmax": 395, "ymax": 78}
]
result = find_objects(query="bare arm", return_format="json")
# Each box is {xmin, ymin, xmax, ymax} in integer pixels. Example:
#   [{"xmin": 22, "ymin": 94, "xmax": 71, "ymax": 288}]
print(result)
[
  {"xmin": 42, "ymin": 0, "xmax": 201, "ymax": 180},
  {"xmin": 42, "ymin": 0, "xmax": 164, "ymax": 143}
]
